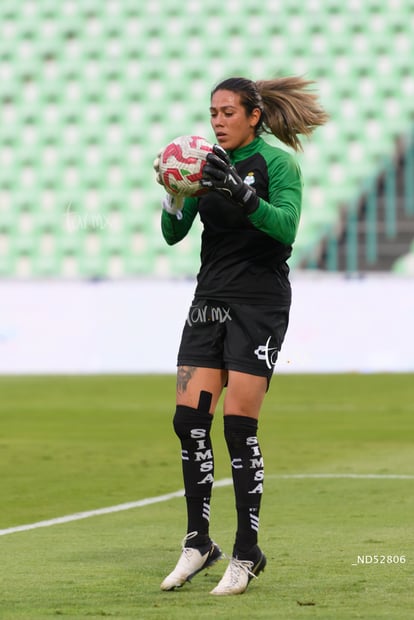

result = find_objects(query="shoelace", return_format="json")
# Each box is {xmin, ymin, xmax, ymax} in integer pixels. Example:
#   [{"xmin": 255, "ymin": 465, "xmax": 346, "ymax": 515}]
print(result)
[
  {"xmin": 180, "ymin": 530, "xmax": 198, "ymax": 552},
  {"xmin": 179, "ymin": 531, "xmax": 204, "ymax": 561},
  {"xmin": 181, "ymin": 531, "xmax": 198, "ymax": 547},
  {"xmin": 225, "ymin": 556, "xmax": 257, "ymax": 586}
]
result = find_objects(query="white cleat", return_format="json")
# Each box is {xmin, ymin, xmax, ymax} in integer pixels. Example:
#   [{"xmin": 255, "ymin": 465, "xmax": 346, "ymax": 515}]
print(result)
[
  {"xmin": 210, "ymin": 548, "xmax": 266, "ymax": 596},
  {"xmin": 161, "ymin": 532, "xmax": 223, "ymax": 591}
]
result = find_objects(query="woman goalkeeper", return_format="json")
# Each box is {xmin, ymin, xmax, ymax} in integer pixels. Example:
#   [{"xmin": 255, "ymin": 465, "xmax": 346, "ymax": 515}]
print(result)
[{"xmin": 154, "ymin": 75, "xmax": 328, "ymax": 595}]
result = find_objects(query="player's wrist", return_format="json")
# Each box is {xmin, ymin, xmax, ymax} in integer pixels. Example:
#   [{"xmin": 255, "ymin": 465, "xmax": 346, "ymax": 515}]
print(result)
[
  {"xmin": 162, "ymin": 194, "xmax": 184, "ymax": 219},
  {"xmin": 234, "ymin": 184, "xmax": 260, "ymax": 214}
]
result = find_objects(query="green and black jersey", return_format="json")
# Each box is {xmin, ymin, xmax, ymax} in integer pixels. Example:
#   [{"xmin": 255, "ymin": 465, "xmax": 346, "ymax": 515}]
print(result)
[{"xmin": 161, "ymin": 136, "xmax": 303, "ymax": 305}]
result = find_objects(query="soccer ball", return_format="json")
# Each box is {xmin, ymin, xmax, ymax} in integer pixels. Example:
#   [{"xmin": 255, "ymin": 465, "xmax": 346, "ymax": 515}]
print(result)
[{"xmin": 158, "ymin": 135, "xmax": 213, "ymax": 197}]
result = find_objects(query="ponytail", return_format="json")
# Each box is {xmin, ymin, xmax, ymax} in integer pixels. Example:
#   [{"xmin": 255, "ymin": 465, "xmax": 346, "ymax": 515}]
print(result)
[{"xmin": 256, "ymin": 76, "xmax": 329, "ymax": 151}]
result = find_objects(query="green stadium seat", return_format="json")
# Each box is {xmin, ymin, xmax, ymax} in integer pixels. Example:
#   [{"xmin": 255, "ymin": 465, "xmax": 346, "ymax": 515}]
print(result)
[
  {"xmin": 392, "ymin": 241, "xmax": 414, "ymax": 275},
  {"xmin": 1, "ymin": 1, "xmax": 414, "ymax": 277}
]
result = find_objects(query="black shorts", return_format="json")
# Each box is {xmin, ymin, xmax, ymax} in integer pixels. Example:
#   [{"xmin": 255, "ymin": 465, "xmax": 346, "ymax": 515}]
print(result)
[{"xmin": 177, "ymin": 298, "xmax": 290, "ymax": 385}]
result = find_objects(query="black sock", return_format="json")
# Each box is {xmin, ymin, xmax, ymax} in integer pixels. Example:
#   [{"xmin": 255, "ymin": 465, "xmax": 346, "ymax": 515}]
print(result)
[
  {"xmin": 224, "ymin": 415, "xmax": 264, "ymax": 557},
  {"xmin": 173, "ymin": 405, "xmax": 214, "ymax": 547}
]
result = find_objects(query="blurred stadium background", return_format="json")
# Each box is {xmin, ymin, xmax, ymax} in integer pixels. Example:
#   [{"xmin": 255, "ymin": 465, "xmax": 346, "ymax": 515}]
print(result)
[
  {"xmin": 1, "ymin": 0, "xmax": 414, "ymax": 279},
  {"xmin": 1, "ymin": 0, "xmax": 414, "ymax": 374}
]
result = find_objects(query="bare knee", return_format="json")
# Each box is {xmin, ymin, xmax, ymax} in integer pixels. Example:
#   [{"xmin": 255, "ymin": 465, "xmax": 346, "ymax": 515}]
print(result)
[
  {"xmin": 224, "ymin": 371, "xmax": 267, "ymax": 418},
  {"xmin": 176, "ymin": 366, "xmax": 227, "ymax": 413}
]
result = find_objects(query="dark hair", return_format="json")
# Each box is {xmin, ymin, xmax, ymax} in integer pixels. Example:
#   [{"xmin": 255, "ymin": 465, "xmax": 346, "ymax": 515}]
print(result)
[{"xmin": 211, "ymin": 75, "xmax": 329, "ymax": 151}]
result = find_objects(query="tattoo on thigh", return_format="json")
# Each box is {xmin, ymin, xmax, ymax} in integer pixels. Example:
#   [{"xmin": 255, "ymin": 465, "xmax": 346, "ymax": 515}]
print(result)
[{"xmin": 177, "ymin": 366, "xmax": 196, "ymax": 393}]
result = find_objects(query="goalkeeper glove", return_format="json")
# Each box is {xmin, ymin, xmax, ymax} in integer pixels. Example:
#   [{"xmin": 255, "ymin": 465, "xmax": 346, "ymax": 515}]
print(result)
[
  {"xmin": 200, "ymin": 144, "xmax": 259, "ymax": 213},
  {"xmin": 162, "ymin": 194, "xmax": 184, "ymax": 220},
  {"xmin": 155, "ymin": 151, "xmax": 183, "ymax": 220},
  {"xmin": 153, "ymin": 151, "xmax": 163, "ymax": 186}
]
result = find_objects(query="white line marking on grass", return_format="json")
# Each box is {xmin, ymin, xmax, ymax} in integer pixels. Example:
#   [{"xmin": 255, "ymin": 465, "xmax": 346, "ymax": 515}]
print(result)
[
  {"xmin": 1, "ymin": 474, "xmax": 412, "ymax": 537},
  {"xmin": 271, "ymin": 473, "xmax": 414, "ymax": 480},
  {"xmin": 0, "ymin": 490, "xmax": 184, "ymax": 537},
  {"xmin": 0, "ymin": 479, "xmax": 232, "ymax": 538}
]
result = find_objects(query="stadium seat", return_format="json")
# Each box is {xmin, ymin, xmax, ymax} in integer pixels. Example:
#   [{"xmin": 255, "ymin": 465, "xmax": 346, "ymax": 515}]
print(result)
[
  {"xmin": 1, "ymin": 1, "xmax": 414, "ymax": 277},
  {"xmin": 392, "ymin": 240, "xmax": 414, "ymax": 275}
]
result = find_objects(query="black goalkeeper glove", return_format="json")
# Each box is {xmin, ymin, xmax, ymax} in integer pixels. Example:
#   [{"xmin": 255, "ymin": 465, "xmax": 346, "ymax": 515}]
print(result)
[{"xmin": 200, "ymin": 144, "xmax": 259, "ymax": 214}]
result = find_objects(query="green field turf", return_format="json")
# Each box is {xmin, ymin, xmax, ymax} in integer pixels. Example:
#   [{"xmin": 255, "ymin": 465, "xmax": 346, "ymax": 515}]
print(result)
[{"xmin": 1, "ymin": 374, "xmax": 413, "ymax": 619}]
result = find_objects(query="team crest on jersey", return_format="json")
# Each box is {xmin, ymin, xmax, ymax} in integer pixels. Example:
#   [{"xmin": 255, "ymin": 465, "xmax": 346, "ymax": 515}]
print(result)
[{"xmin": 244, "ymin": 172, "xmax": 255, "ymax": 186}]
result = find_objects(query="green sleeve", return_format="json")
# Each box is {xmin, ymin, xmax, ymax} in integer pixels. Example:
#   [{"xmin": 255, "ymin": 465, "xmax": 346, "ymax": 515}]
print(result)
[
  {"xmin": 248, "ymin": 153, "xmax": 303, "ymax": 245},
  {"xmin": 161, "ymin": 197, "xmax": 199, "ymax": 245}
]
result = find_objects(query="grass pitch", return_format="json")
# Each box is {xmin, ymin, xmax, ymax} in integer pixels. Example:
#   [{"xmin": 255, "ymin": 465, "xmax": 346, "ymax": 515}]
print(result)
[{"xmin": 1, "ymin": 374, "xmax": 413, "ymax": 619}]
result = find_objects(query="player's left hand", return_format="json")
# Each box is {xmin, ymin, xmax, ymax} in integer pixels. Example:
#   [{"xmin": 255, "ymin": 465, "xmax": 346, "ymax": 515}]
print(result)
[
  {"xmin": 200, "ymin": 144, "xmax": 259, "ymax": 213},
  {"xmin": 153, "ymin": 151, "xmax": 163, "ymax": 186}
]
